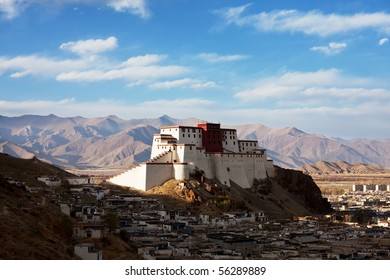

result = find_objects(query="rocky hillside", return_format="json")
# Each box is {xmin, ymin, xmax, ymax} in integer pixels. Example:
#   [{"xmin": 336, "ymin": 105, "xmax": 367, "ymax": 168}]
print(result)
[
  {"xmin": 146, "ymin": 167, "xmax": 332, "ymax": 218},
  {"xmin": 0, "ymin": 154, "xmax": 75, "ymax": 259},
  {"xmin": 273, "ymin": 166, "xmax": 332, "ymax": 215},
  {"xmin": 0, "ymin": 153, "xmax": 138, "ymax": 260},
  {"xmin": 299, "ymin": 160, "xmax": 389, "ymax": 175}
]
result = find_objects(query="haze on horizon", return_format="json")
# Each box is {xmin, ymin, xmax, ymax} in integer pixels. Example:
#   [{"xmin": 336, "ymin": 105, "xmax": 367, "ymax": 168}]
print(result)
[{"xmin": 0, "ymin": 0, "xmax": 389, "ymax": 139}]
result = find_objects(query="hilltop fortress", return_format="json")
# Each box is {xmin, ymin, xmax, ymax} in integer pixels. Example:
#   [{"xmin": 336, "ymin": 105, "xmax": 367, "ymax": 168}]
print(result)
[{"xmin": 109, "ymin": 122, "xmax": 275, "ymax": 191}]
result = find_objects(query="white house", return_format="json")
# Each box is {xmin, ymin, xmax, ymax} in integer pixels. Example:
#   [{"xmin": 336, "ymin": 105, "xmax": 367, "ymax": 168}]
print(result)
[
  {"xmin": 37, "ymin": 176, "xmax": 61, "ymax": 187},
  {"xmin": 74, "ymin": 243, "xmax": 102, "ymax": 260},
  {"xmin": 65, "ymin": 177, "xmax": 91, "ymax": 185},
  {"xmin": 109, "ymin": 122, "xmax": 275, "ymax": 191}
]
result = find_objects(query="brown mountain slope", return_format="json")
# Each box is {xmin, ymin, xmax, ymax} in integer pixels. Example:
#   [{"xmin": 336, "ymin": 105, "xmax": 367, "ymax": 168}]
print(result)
[
  {"xmin": 299, "ymin": 160, "xmax": 388, "ymax": 175},
  {"xmin": 0, "ymin": 153, "xmax": 138, "ymax": 260},
  {"xmin": 0, "ymin": 176, "xmax": 75, "ymax": 259}
]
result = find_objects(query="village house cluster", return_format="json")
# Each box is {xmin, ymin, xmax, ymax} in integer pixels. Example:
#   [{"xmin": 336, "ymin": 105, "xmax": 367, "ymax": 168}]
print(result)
[
  {"xmin": 8, "ymin": 174, "xmax": 383, "ymax": 260},
  {"xmin": 325, "ymin": 185, "xmax": 390, "ymax": 229}
]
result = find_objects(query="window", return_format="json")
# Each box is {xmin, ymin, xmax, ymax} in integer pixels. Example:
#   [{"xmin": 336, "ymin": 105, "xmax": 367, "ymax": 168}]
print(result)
[
  {"xmin": 192, "ymin": 128, "xmax": 195, "ymax": 133},
  {"xmin": 181, "ymin": 128, "xmax": 185, "ymax": 132},
  {"xmin": 188, "ymin": 134, "xmax": 190, "ymax": 138},
  {"xmin": 182, "ymin": 134, "xmax": 185, "ymax": 137}
]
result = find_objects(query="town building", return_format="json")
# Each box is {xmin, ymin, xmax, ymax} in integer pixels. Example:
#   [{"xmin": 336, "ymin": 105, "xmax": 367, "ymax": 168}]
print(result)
[
  {"xmin": 109, "ymin": 122, "xmax": 275, "ymax": 191},
  {"xmin": 74, "ymin": 243, "xmax": 103, "ymax": 260}
]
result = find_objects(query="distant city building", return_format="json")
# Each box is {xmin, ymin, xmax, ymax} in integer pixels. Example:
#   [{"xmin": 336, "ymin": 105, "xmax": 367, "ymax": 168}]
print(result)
[
  {"xmin": 109, "ymin": 122, "xmax": 275, "ymax": 191},
  {"xmin": 37, "ymin": 176, "xmax": 61, "ymax": 187},
  {"xmin": 352, "ymin": 184, "xmax": 390, "ymax": 192}
]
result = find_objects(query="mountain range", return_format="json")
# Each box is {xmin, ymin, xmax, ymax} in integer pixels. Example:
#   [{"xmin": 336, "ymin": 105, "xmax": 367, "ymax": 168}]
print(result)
[
  {"xmin": 1, "ymin": 114, "xmax": 389, "ymax": 170},
  {"xmin": 299, "ymin": 160, "xmax": 389, "ymax": 175}
]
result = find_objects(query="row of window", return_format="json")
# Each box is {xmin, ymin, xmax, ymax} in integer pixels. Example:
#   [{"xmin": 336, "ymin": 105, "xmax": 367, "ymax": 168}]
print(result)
[
  {"xmin": 157, "ymin": 146, "xmax": 193, "ymax": 150},
  {"xmin": 182, "ymin": 133, "xmax": 201, "ymax": 138},
  {"xmin": 240, "ymin": 142, "xmax": 256, "ymax": 146},
  {"xmin": 161, "ymin": 128, "xmax": 178, "ymax": 132},
  {"xmin": 181, "ymin": 128, "xmax": 200, "ymax": 133}
]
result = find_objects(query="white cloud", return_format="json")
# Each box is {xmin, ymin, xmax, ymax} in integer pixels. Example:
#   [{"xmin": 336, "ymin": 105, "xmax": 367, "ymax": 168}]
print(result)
[
  {"xmin": 150, "ymin": 78, "xmax": 217, "ymax": 90},
  {"xmin": 9, "ymin": 71, "xmax": 30, "ymax": 78},
  {"xmin": 214, "ymin": 5, "xmax": 390, "ymax": 36},
  {"xmin": 0, "ymin": 37, "xmax": 191, "ymax": 84},
  {"xmin": 0, "ymin": 0, "xmax": 150, "ymax": 19},
  {"xmin": 378, "ymin": 37, "xmax": 389, "ymax": 45},
  {"xmin": 107, "ymin": 0, "xmax": 150, "ymax": 19},
  {"xmin": 56, "ymin": 65, "xmax": 188, "ymax": 82},
  {"xmin": 235, "ymin": 69, "xmax": 390, "ymax": 106},
  {"xmin": 0, "ymin": 0, "xmax": 20, "ymax": 19},
  {"xmin": 122, "ymin": 54, "xmax": 166, "ymax": 66},
  {"xmin": 0, "ymin": 55, "xmax": 88, "ymax": 78},
  {"xmin": 60, "ymin": 36, "xmax": 118, "ymax": 56},
  {"xmin": 197, "ymin": 52, "xmax": 249, "ymax": 63},
  {"xmin": 310, "ymin": 42, "xmax": 347, "ymax": 55}
]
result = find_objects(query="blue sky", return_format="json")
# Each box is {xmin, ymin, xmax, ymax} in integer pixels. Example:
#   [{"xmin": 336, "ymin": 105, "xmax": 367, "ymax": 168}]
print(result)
[{"xmin": 0, "ymin": 0, "xmax": 389, "ymax": 139}]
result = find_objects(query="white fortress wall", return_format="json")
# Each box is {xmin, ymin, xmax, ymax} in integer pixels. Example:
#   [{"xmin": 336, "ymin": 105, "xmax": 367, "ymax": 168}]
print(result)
[
  {"xmin": 210, "ymin": 153, "xmax": 270, "ymax": 188},
  {"xmin": 266, "ymin": 159, "xmax": 276, "ymax": 177},
  {"xmin": 197, "ymin": 152, "xmax": 212, "ymax": 177},
  {"xmin": 196, "ymin": 151, "xmax": 215, "ymax": 178},
  {"xmin": 145, "ymin": 163, "xmax": 174, "ymax": 190},
  {"xmin": 180, "ymin": 145, "xmax": 212, "ymax": 176},
  {"xmin": 176, "ymin": 144, "xmax": 189, "ymax": 163},
  {"xmin": 108, "ymin": 163, "xmax": 147, "ymax": 190},
  {"xmin": 226, "ymin": 164, "xmax": 251, "ymax": 188},
  {"xmin": 253, "ymin": 155, "xmax": 268, "ymax": 179},
  {"xmin": 173, "ymin": 163, "xmax": 189, "ymax": 180},
  {"xmin": 211, "ymin": 154, "xmax": 231, "ymax": 187}
]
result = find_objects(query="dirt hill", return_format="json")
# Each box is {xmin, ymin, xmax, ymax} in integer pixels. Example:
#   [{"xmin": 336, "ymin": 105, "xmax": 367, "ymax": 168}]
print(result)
[
  {"xmin": 0, "ymin": 153, "xmax": 137, "ymax": 260},
  {"xmin": 147, "ymin": 166, "xmax": 332, "ymax": 218}
]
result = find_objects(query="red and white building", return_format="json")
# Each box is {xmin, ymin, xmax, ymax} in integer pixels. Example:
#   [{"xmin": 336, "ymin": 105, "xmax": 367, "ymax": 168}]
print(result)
[{"xmin": 109, "ymin": 122, "xmax": 275, "ymax": 191}]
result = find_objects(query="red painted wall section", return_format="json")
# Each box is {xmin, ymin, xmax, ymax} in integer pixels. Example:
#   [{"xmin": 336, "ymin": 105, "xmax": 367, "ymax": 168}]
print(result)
[{"xmin": 197, "ymin": 123, "xmax": 223, "ymax": 153}]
